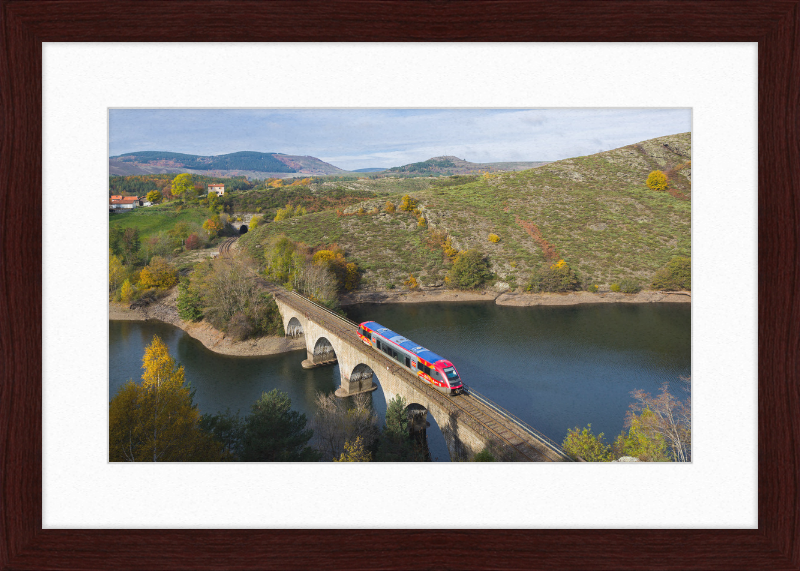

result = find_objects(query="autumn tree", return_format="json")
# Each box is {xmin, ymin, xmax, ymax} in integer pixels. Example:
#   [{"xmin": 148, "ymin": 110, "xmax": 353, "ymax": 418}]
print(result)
[
  {"xmin": 334, "ymin": 437, "xmax": 372, "ymax": 462},
  {"xmin": 109, "ymin": 249, "xmax": 126, "ymax": 295},
  {"xmin": 646, "ymin": 170, "xmax": 669, "ymax": 191},
  {"xmin": 120, "ymin": 279, "xmax": 135, "ymax": 303},
  {"xmin": 562, "ymin": 424, "xmax": 612, "ymax": 462},
  {"xmin": 193, "ymin": 254, "xmax": 283, "ymax": 337},
  {"xmin": 612, "ymin": 409, "xmax": 671, "ymax": 462},
  {"xmin": 138, "ymin": 256, "xmax": 178, "ymax": 290},
  {"xmin": 171, "ymin": 173, "xmax": 194, "ymax": 200},
  {"xmin": 619, "ymin": 381, "xmax": 691, "ymax": 462},
  {"xmin": 109, "ymin": 335, "xmax": 225, "ymax": 462},
  {"xmin": 238, "ymin": 389, "xmax": 320, "ymax": 462},
  {"xmin": 145, "ymin": 190, "xmax": 162, "ymax": 204},
  {"xmin": 203, "ymin": 215, "xmax": 224, "ymax": 239},
  {"xmin": 312, "ymin": 392, "xmax": 379, "ymax": 461}
]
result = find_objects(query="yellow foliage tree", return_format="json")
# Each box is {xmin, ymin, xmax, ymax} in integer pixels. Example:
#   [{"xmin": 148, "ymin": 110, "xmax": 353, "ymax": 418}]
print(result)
[
  {"xmin": 145, "ymin": 190, "xmax": 162, "ymax": 204},
  {"xmin": 417, "ymin": 216, "xmax": 427, "ymax": 228},
  {"xmin": 399, "ymin": 194, "xmax": 417, "ymax": 212},
  {"xmin": 203, "ymin": 215, "xmax": 223, "ymax": 238},
  {"xmin": 138, "ymin": 256, "xmax": 178, "ymax": 289},
  {"xmin": 646, "ymin": 170, "xmax": 669, "ymax": 191},
  {"xmin": 312, "ymin": 250, "xmax": 337, "ymax": 266},
  {"xmin": 268, "ymin": 178, "xmax": 283, "ymax": 188},
  {"xmin": 109, "ymin": 249, "xmax": 126, "ymax": 294},
  {"xmin": 120, "ymin": 279, "xmax": 134, "ymax": 303},
  {"xmin": 404, "ymin": 274, "xmax": 419, "ymax": 290},
  {"xmin": 109, "ymin": 335, "xmax": 224, "ymax": 462},
  {"xmin": 384, "ymin": 201, "xmax": 396, "ymax": 214},
  {"xmin": 334, "ymin": 436, "xmax": 372, "ymax": 462},
  {"xmin": 345, "ymin": 262, "xmax": 360, "ymax": 291}
]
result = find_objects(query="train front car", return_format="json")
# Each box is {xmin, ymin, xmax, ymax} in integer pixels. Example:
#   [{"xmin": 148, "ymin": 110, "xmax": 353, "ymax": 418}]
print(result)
[
  {"xmin": 435, "ymin": 360, "xmax": 465, "ymax": 395},
  {"xmin": 358, "ymin": 320, "xmax": 465, "ymax": 396}
]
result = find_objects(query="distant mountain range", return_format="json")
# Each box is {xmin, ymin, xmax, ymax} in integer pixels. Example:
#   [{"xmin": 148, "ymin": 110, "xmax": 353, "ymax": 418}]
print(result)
[
  {"xmin": 109, "ymin": 150, "xmax": 548, "ymax": 179},
  {"xmin": 109, "ymin": 151, "xmax": 348, "ymax": 178},
  {"xmin": 384, "ymin": 155, "xmax": 549, "ymax": 175}
]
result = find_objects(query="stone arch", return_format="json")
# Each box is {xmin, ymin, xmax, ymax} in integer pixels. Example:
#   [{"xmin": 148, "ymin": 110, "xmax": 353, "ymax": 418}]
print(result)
[
  {"xmin": 311, "ymin": 336, "xmax": 337, "ymax": 364},
  {"xmin": 286, "ymin": 316, "xmax": 304, "ymax": 338}
]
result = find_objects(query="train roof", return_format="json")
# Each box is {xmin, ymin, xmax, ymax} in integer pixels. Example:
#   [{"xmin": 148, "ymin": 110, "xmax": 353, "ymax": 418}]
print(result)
[{"xmin": 360, "ymin": 321, "xmax": 447, "ymax": 365}]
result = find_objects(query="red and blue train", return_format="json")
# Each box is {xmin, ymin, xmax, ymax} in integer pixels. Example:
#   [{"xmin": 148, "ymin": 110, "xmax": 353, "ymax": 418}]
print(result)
[{"xmin": 357, "ymin": 321, "xmax": 465, "ymax": 395}]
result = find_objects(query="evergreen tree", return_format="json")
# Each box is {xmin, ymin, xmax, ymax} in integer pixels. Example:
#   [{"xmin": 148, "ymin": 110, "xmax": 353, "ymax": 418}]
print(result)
[{"xmin": 239, "ymin": 389, "xmax": 321, "ymax": 462}]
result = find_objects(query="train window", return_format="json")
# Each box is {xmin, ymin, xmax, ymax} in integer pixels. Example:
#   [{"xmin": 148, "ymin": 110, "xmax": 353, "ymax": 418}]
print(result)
[
  {"xmin": 404, "ymin": 356, "xmax": 411, "ymax": 368},
  {"xmin": 421, "ymin": 364, "xmax": 431, "ymax": 375},
  {"xmin": 376, "ymin": 340, "xmax": 382, "ymax": 350}
]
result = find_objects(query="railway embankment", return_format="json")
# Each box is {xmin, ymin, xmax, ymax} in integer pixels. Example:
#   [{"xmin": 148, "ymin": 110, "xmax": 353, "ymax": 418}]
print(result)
[{"xmin": 109, "ymin": 288, "xmax": 305, "ymax": 357}]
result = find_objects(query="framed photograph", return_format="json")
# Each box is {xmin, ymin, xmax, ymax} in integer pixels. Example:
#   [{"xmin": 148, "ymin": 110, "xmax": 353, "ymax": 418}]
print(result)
[{"xmin": 2, "ymin": 1, "xmax": 796, "ymax": 569}]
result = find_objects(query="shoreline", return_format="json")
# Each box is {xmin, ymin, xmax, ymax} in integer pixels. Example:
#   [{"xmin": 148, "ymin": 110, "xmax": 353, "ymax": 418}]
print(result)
[
  {"xmin": 339, "ymin": 288, "xmax": 691, "ymax": 307},
  {"xmin": 110, "ymin": 286, "xmax": 689, "ymax": 357},
  {"xmin": 109, "ymin": 290, "xmax": 306, "ymax": 357}
]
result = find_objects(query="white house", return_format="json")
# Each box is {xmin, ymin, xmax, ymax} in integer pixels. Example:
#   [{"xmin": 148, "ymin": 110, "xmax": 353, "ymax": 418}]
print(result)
[{"xmin": 208, "ymin": 184, "xmax": 225, "ymax": 196}]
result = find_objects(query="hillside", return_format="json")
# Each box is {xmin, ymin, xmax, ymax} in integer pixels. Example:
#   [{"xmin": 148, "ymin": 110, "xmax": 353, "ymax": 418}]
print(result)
[
  {"xmin": 384, "ymin": 155, "xmax": 549, "ymax": 176},
  {"xmin": 239, "ymin": 133, "xmax": 691, "ymax": 291},
  {"xmin": 109, "ymin": 151, "xmax": 348, "ymax": 178}
]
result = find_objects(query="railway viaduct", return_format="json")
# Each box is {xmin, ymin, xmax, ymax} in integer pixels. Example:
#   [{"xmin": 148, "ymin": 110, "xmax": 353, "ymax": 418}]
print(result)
[{"xmin": 262, "ymin": 283, "xmax": 571, "ymax": 462}]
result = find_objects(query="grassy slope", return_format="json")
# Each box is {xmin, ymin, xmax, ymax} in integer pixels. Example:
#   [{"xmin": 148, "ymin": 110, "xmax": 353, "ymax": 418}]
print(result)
[
  {"xmin": 222, "ymin": 132, "xmax": 692, "ymax": 290},
  {"xmin": 109, "ymin": 205, "xmax": 208, "ymax": 241}
]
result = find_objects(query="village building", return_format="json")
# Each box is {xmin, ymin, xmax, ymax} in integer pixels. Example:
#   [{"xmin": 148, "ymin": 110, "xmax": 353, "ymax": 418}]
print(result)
[
  {"xmin": 109, "ymin": 196, "xmax": 142, "ymax": 211},
  {"xmin": 208, "ymin": 184, "xmax": 225, "ymax": 196}
]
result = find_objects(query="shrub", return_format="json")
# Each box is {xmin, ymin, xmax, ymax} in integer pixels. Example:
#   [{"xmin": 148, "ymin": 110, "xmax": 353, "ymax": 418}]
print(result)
[
  {"xmin": 619, "ymin": 278, "xmax": 641, "ymax": 294},
  {"xmin": 586, "ymin": 284, "xmax": 599, "ymax": 293},
  {"xmin": 448, "ymin": 249, "xmax": 492, "ymax": 290},
  {"xmin": 404, "ymin": 274, "xmax": 420, "ymax": 290},
  {"xmin": 562, "ymin": 424, "xmax": 612, "ymax": 462},
  {"xmin": 185, "ymin": 233, "xmax": 201, "ymax": 251},
  {"xmin": 529, "ymin": 259, "xmax": 579, "ymax": 293},
  {"xmin": 384, "ymin": 201, "xmax": 396, "ymax": 214},
  {"xmin": 472, "ymin": 449, "xmax": 496, "ymax": 462},
  {"xmin": 646, "ymin": 170, "xmax": 669, "ymax": 191},
  {"xmin": 610, "ymin": 283, "xmax": 621, "ymax": 292},
  {"xmin": 488, "ymin": 233, "xmax": 500, "ymax": 243},
  {"xmin": 442, "ymin": 237, "xmax": 459, "ymax": 260},
  {"xmin": 203, "ymin": 215, "xmax": 223, "ymax": 238},
  {"xmin": 417, "ymin": 216, "xmax": 426, "ymax": 228},
  {"xmin": 651, "ymin": 256, "xmax": 691, "ymax": 290},
  {"xmin": 399, "ymin": 194, "xmax": 417, "ymax": 212}
]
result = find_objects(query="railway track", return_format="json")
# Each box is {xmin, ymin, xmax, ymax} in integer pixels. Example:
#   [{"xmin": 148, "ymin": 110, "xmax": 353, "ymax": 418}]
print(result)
[
  {"xmin": 265, "ymin": 285, "xmax": 570, "ymax": 462},
  {"xmin": 218, "ymin": 237, "xmax": 237, "ymax": 257}
]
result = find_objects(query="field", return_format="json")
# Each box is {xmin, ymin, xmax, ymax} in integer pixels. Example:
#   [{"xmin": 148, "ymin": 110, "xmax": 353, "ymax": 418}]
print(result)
[{"xmin": 109, "ymin": 206, "xmax": 208, "ymax": 241}]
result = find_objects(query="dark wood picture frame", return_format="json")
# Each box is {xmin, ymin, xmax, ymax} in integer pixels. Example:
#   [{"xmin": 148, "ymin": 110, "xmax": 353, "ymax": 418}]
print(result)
[{"xmin": 1, "ymin": 1, "xmax": 797, "ymax": 569}]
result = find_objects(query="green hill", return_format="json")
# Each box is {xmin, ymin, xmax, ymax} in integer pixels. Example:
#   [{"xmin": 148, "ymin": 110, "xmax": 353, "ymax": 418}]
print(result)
[{"xmin": 239, "ymin": 133, "xmax": 691, "ymax": 291}]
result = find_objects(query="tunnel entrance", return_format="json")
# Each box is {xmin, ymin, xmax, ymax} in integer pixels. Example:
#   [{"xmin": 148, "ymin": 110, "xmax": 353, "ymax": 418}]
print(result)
[{"xmin": 239, "ymin": 224, "xmax": 248, "ymax": 235}]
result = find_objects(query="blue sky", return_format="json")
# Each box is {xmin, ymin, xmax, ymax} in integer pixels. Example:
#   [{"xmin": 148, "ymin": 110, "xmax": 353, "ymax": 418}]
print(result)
[{"xmin": 109, "ymin": 109, "xmax": 691, "ymax": 171}]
